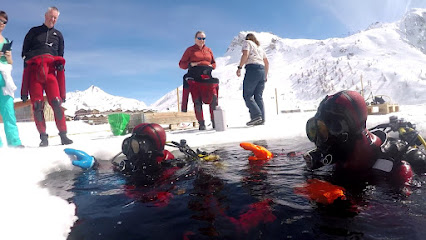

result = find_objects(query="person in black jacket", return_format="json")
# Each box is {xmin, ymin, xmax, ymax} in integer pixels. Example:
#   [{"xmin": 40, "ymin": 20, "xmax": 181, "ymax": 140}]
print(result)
[
  {"xmin": 21, "ymin": 7, "xmax": 64, "ymax": 61},
  {"xmin": 21, "ymin": 6, "xmax": 72, "ymax": 147}
]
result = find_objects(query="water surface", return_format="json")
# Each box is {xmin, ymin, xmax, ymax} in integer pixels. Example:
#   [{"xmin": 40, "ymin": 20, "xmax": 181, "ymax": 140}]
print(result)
[{"xmin": 43, "ymin": 137, "xmax": 426, "ymax": 240}]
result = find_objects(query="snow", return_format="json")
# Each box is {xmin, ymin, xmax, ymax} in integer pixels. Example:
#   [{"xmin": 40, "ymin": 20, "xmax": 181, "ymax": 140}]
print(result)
[{"xmin": 1, "ymin": 8, "xmax": 426, "ymax": 240}]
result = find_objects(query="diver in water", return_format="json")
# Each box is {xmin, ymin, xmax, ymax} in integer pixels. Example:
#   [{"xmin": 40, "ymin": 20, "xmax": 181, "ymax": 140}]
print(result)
[
  {"xmin": 304, "ymin": 90, "xmax": 426, "ymax": 185},
  {"xmin": 66, "ymin": 123, "xmax": 212, "ymax": 184}
]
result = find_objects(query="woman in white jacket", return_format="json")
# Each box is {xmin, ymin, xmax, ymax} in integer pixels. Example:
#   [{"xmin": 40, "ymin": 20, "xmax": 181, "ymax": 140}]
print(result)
[
  {"xmin": 0, "ymin": 10, "xmax": 22, "ymax": 147},
  {"xmin": 236, "ymin": 33, "xmax": 269, "ymax": 126}
]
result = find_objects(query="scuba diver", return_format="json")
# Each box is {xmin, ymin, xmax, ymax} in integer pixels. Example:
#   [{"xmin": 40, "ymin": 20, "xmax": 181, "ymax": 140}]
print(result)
[
  {"xmin": 304, "ymin": 90, "xmax": 426, "ymax": 185},
  {"xmin": 66, "ymin": 123, "xmax": 214, "ymax": 184}
]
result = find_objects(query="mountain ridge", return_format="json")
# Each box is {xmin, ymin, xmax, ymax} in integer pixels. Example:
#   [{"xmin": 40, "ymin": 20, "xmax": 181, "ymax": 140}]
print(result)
[{"xmin": 62, "ymin": 85, "xmax": 147, "ymax": 116}]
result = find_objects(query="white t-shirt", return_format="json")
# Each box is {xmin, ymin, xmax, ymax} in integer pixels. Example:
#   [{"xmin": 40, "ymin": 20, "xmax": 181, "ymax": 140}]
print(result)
[{"xmin": 242, "ymin": 40, "xmax": 266, "ymax": 66}]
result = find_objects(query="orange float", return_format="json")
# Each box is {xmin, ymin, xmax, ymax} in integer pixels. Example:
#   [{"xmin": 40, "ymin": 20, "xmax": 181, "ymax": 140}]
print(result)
[
  {"xmin": 294, "ymin": 179, "xmax": 346, "ymax": 205},
  {"xmin": 240, "ymin": 142, "xmax": 273, "ymax": 161}
]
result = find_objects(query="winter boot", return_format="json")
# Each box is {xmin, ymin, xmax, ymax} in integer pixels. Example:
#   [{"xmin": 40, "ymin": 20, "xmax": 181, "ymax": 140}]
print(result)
[
  {"xmin": 199, "ymin": 120, "xmax": 206, "ymax": 130},
  {"xmin": 40, "ymin": 133, "xmax": 49, "ymax": 147},
  {"xmin": 59, "ymin": 132, "xmax": 73, "ymax": 145},
  {"xmin": 246, "ymin": 116, "xmax": 263, "ymax": 126}
]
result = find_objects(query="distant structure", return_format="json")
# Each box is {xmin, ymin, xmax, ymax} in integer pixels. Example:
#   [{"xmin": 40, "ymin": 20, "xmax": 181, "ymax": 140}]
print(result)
[{"xmin": 73, "ymin": 108, "xmax": 154, "ymax": 125}]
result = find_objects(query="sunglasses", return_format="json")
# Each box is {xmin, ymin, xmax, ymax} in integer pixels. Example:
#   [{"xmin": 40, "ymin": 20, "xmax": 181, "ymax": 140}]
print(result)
[
  {"xmin": 0, "ymin": 19, "xmax": 7, "ymax": 24},
  {"xmin": 197, "ymin": 37, "xmax": 206, "ymax": 40}
]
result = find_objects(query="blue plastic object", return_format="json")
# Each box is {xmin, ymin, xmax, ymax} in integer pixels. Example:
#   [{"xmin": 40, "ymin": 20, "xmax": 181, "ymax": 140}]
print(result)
[{"xmin": 64, "ymin": 148, "xmax": 95, "ymax": 169}]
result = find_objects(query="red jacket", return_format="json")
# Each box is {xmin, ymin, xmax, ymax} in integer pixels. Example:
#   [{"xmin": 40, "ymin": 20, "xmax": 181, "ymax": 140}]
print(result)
[{"xmin": 179, "ymin": 44, "xmax": 216, "ymax": 70}]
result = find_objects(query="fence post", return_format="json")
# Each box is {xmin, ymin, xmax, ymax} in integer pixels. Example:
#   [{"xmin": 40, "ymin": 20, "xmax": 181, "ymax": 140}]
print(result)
[
  {"xmin": 177, "ymin": 88, "xmax": 180, "ymax": 112},
  {"xmin": 275, "ymin": 88, "xmax": 279, "ymax": 115}
]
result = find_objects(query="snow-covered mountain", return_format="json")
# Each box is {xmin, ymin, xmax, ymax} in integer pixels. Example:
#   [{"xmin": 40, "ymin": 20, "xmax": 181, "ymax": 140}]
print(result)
[
  {"xmin": 150, "ymin": 8, "xmax": 426, "ymax": 113},
  {"xmin": 62, "ymin": 85, "xmax": 147, "ymax": 116}
]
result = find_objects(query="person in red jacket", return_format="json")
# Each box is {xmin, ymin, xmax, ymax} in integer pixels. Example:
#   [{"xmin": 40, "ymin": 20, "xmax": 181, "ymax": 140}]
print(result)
[
  {"xmin": 21, "ymin": 7, "xmax": 72, "ymax": 147},
  {"xmin": 179, "ymin": 31, "xmax": 218, "ymax": 130}
]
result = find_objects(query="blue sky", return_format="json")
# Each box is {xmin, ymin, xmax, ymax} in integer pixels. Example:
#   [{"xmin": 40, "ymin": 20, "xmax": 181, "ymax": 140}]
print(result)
[{"xmin": 2, "ymin": 0, "xmax": 425, "ymax": 105}]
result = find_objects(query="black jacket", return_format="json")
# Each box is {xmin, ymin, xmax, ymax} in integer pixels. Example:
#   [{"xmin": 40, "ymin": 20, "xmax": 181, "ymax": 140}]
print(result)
[{"xmin": 22, "ymin": 24, "xmax": 64, "ymax": 60}]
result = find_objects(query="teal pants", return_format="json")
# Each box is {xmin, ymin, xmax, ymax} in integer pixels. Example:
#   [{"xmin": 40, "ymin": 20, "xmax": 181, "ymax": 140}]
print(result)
[{"xmin": 0, "ymin": 84, "xmax": 22, "ymax": 147}]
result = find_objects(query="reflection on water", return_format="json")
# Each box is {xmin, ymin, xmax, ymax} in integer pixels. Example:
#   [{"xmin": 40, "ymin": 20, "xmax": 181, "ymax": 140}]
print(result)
[{"xmin": 42, "ymin": 137, "xmax": 426, "ymax": 240}]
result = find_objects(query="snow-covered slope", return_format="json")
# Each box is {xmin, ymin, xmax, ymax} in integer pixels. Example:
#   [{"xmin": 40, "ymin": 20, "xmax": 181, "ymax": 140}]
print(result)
[
  {"xmin": 63, "ymin": 85, "xmax": 147, "ymax": 116},
  {"xmin": 150, "ymin": 8, "xmax": 426, "ymax": 114}
]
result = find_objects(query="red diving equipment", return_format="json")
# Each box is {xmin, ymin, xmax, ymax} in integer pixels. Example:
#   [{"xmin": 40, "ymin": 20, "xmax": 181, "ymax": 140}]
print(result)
[
  {"xmin": 294, "ymin": 179, "xmax": 347, "ymax": 205},
  {"xmin": 122, "ymin": 123, "xmax": 174, "ymax": 165},
  {"xmin": 240, "ymin": 142, "xmax": 273, "ymax": 161},
  {"xmin": 183, "ymin": 66, "xmax": 219, "ymax": 125}
]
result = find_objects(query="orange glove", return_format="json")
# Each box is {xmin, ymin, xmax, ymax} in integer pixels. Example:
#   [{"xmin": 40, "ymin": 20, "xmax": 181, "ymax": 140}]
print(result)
[
  {"xmin": 240, "ymin": 142, "xmax": 273, "ymax": 161},
  {"xmin": 294, "ymin": 179, "xmax": 346, "ymax": 204}
]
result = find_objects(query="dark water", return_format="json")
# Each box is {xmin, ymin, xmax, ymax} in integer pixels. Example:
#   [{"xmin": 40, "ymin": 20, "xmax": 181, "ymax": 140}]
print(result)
[{"xmin": 43, "ymin": 137, "xmax": 426, "ymax": 240}]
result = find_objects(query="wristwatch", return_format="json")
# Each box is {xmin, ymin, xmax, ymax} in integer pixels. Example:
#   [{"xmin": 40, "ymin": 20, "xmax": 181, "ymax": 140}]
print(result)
[{"xmin": 237, "ymin": 66, "xmax": 242, "ymax": 69}]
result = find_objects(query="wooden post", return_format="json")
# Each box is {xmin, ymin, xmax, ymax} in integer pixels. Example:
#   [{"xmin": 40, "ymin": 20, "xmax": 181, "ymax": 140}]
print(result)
[
  {"xmin": 275, "ymin": 88, "xmax": 279, "ymax": 115},
  {"xmin": 177, "ymin": 88, "xmax": 180, "ymax": 112},
  {"xmin": 360, "ymin": 74, "xmax": 364, "ymax": 98}
]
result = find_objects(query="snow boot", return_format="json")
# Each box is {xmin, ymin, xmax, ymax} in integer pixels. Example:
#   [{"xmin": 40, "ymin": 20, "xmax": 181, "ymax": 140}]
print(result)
[
  {"xmin": 246, "ymin": 116, "xmax": 263, "ymax": 126},
  {"xmin": 59, "ymin": 132, "xmax": 73, "ymax": 145},
  {"xmin": 199, "ymin": 120, "xmax": 206, "ymax": 130},
  {"xmin": 40, "ymin": 133, "xmax": 49, "ymax": 147}
]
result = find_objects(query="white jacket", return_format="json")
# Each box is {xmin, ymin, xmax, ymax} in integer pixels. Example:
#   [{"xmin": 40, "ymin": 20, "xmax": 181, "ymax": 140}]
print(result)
[{"xmin": 0, "ymin": 63, "xmax": 16, "ymax": 98}]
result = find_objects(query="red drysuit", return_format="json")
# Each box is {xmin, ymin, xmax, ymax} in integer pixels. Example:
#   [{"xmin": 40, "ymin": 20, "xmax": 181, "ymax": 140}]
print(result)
[
  {"xmin": 182, "ymin": 66, "xmax": 218, "ymax": 125},
  {"xmin": 21, "ymin": 54, "xmax": 67, "ymax": 134}
]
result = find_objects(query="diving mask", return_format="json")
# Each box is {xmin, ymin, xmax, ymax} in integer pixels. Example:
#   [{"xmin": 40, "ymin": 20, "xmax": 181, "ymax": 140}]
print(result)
[{"xmin": 306, "ymin": 117, "xmax": 349, "ymax": 145}]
